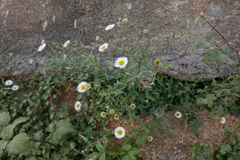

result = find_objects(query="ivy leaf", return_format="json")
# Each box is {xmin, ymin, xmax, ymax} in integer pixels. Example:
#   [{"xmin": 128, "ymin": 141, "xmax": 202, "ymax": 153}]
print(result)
[
  {"xmin": 206, "ymin": 94, "xmax": 217, "ymax": 101},
  {"xmin": 1, "ymin": 124, "xmax": 15, "ymax": 140},
  {"xmin": 51, "ymin": 119, "xmax": 76, "ymax": 144},
  {"xmin": 0, "ymin": 112, "xmax": 10, "ymax": 126},
  {"xmin": 1, "ymin": 117, "xmax": 29, "ymax": 140},
  {"xmin": 220, "ymin": 143, "xmax": 232, "ymax": 155},
  {"xmin": 0, "ymin": 140, "xmax": 8, "ymax": 156},
  {"xmin": 12, "ymin": 117, "xmax": 29, "ymax": 126},
  {"xmin": 216, "ymin": 53, "xmax": 229, "ymax": 64},
  {"xmin": 6, "ymin": 132, "xmax": 30, "ymax": 154}
]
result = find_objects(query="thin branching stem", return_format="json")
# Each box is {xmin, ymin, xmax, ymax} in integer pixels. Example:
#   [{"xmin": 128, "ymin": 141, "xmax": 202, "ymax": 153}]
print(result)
[{"xmin": 201, "ymin": 15, "xmax": 240, "ymax": 63}]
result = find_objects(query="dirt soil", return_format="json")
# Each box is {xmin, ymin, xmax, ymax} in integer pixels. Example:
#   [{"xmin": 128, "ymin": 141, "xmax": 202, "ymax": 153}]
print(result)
[
  {"xmin": 54, "ymin": 84, "xmax": 240, "ymax": 160},
  {"xmin": 138, "ymin": 110, "xmax": 240, "ymax": 160}
]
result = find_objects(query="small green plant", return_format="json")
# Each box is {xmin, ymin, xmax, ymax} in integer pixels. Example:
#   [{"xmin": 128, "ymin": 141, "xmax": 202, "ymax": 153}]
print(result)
[
  {"xmin": 214, "ymin": 125, "xmax": 240, "ymax": 159},
  {"xmin": 188, "ymin": 142, "xmax": 213, "ymax": 160}
]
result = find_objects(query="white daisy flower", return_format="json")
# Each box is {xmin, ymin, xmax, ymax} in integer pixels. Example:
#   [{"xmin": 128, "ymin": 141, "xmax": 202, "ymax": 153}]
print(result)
[
  {"xmin": 74, "ymin": 101, "xmax": 82, "ymax": 111},
  {"xmin": 98, "ymin": 43, "xmax": 108, "ymax": 52},
  {"xmin": 175, "ymin": 111, "xmax": 182, "ymax": 118},
  {"xmin": 114, "ymin": 114, "xmax": 120, "ymax": 120},
  {"xmin": 129, "ymin": 104, "xmax": 136, "ymax": 110},
  {"xmin": 63, "ymin": 40, "xmax": 70, "ymax": 48},
  {"xmin": 109, "ymin": 109, "xmax": 115, "ymax": 115},
  {"xmin": 147, "ymin": 136, "xmax": 153, "ymax": 142},
  {"xmin": 143, "ymin": 29, "xmax": 148, "ymax": 34},
  {"xmin": 29, "ymin": 59, "xmax": 34, "ymax": 64},
  {"xmin": 122, "ymin": 18, "xmax": 128, "ymax": 23},
  {"xmin": 37, "ymin": 43, "xmax": 46, "ymax": 52},
  {"xmin": 86, "ymin": 83, "xmax": 91, "ymax": 90},
  {"xmin": 154, "ymin": 59, "xmax": 161, "ymax": 65},
  {"xmin": 100, "ymin": 112, "xmax": 107, "ymax": 118},
  {"xmin": 114, "ymin": 126, "xmax": 125, "ymax": 139},
  {"xmin": 95, "ymin": 36, "xmax": 99, "ymax": 41},
  {"xmin": 114, "ymin": 57, "xmax": 128, "ymax": 69},
  {"xmin": 221, "ymin": 117, "xmax": 226, "ymax": 124},
  {"xmin": 179, "ymin": 138, "xmax": 183, "ymax": 143},
  {"xmin": 5, "ymin": 80, "xmax": 13, "ymax": 86},
  {"xmin": 105, "ymin": 24, "xmax": 115, "ymax": 30},
  {"xmin": 77, "ymin": 82, "xmax": 88, "ymax": 93},
  {"xmin": 12, "ymin": 85, "xmax": 19, "ymax": 91}
]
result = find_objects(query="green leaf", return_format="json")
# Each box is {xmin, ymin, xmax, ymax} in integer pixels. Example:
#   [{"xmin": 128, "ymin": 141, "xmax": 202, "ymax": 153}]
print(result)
[
  {"xmin": 220, "ymin": 143, "xmax": 232, "ymax": 155},
  {"xmin": 236, "ymin": 125, "xmax": 240, "ymax": 131},
  {"xmin": 99, "ymin": 152, "xmax": 106, "ymax": 160},
  {"xmin": 224, "ymin": 125, "xmax": 231, "ymax": 136},
  {"xmin": 204, "ymin": 51, "xmax": 218, "ymax": 63},
  {"xmin": 123, "ymin": 155, "xmax": 132, "ymax": 160},
  {"xmin": 51, "ymin": 119, "xmax": 76, "ymax": 144},
  {"xmin": 216, "ymin": 53, "xmax": 229, "ymax": 64},
  {"xmin": 135, "ymin": 133, "xmax": 148, "ymax": 146},
  {"xmin": 197, "ymin": 41, "xmax": 212, "ymax": 48},
  {"xmin": 6, "ymin": 132, "xmax": 30, "ymax": 154},
  {"xmin": 174, "ymin": 15, "xmax": 179, "ymax": 22},
  {"xmin": 122, "ymin": 144, "xmax": 132, "ymax": 151},
  {"xmin": 87, "ymin": 152, "xmax": 99, "ymax": 159},
  {"xmin": 12, "ymin": 117, "xmax": 29, "ymax": 126},
  {"xmin": 96, "ymin": 143, "xmax": 104, "ymax": 152},
  {"xmin": 221, "ymin": 45, "xmax": 230, "ymax": 54},
  {"xmin": 0, "ymin": 140, "xmax": 8, "ymax": 156},
  {"xmin": 237, "ymin": 135, "xmax": 240, "ymax": 141},
  {"xmin": 202, "ymin": 146, "xmax": 213, "ymax": 155},
  {"xmin": 132, "ymin": 129, "xmax": 140, "ymax": 136},
  {"xmin": 25, "ymin": 156, "xmax": 37, "ymax": 160},
  {"xmin": 129, "ymin": 148, "xmax": 141, "ymax": 155},
  {"xmin": 0, "ymin": 112, "xmax": 11, "ymax": 126},
  {"xmin": 1, "ymin": 124, "xmax": 15, "ymax": 140},
  {"xmin": 206, "ymin": 94, "xmax": 217, "ymax": 100},
  {"xmin": 33, "ymin": 130, "xmax": 43, "ymax": 140}
]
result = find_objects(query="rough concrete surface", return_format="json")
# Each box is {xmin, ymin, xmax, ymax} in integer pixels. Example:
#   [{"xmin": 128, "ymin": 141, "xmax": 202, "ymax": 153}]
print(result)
[{"xmin": 0, "ymin": 0, "xmax": 240, "ymax": 80}]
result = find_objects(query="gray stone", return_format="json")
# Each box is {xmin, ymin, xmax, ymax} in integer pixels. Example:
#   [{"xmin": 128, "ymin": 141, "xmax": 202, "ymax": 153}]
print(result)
[{"xmin": 0, "ymin": 0, "xmax": 239, "ymax": 80}]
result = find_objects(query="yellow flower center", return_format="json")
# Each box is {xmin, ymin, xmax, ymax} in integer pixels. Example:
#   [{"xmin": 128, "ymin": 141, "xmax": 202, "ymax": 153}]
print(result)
[
  {"xmin": 117, "ymin": 130, "xmax": 123, "ymax": 135},
  {"xmin": 81, "ymin": 85, "xmax": 86, "ymax": 90},
  {"xmin": 154, "ymin": 60, "xmax": 160, "ymax": 65},
  {"xmin": 110, "ymin": 110, "xmax": 115, "ymax": 114},
  {"xmin": 77, "ymin": 104, "xmax": 81, "ymax": 108},
  {"xmin": 102, "ymin": 46, "xmax": 106, "ymax": 50},
  {"xmin": 118, "ymin": 60, "xmax": 125, "ymax": 66},
  {"xmin": 176, "ymin": 113, "xmax": 180, "ymax": 116},
  {"xmin": 148, "ymin": 136, "xmax": 153, "ymax": 141}
]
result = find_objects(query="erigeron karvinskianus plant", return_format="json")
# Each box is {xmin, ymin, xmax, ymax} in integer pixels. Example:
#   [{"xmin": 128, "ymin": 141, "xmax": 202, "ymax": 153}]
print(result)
[{"xmin": 37, "ymin": 20, "xmax": 171, "ymax": 159}]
